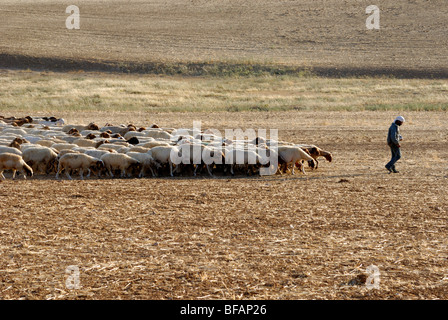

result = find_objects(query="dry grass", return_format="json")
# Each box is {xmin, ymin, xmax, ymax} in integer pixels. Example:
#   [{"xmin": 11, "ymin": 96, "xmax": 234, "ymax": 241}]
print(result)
[{"xmin": 1, "ymin": 70, "xmax": 447, "ymax": 114}]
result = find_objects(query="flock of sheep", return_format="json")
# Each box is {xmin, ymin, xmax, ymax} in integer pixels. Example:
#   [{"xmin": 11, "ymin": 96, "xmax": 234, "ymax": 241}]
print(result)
[{"xmin": 0, "ymin": 115, "xmax": 332, "ymax": 181}]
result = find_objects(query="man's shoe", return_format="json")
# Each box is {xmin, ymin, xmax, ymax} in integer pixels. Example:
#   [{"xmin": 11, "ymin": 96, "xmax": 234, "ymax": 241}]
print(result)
[
  {"xmin": 385, "ymin": 165, "xmax": 392, "ymax": 173},
  {"xmin": 392, "ymin": 169, "xmax": 399, "ymax": 173}
]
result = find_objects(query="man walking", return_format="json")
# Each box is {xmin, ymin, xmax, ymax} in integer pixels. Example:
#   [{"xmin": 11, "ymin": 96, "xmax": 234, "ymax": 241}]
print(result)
[{"xmin": 385, "ymin": 116, "xmax": 405, "ymax": 173}]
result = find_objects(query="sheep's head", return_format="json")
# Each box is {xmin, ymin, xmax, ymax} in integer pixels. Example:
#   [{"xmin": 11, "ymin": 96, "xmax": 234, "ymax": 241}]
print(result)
[
  {"xmin": 100, "ymin": 132, "xmax": 110, "ymax": 138},
  {"xmin": 46, "ymin": 158, "xmax": 58, "ymax": 174},
  {"xmin": 307, "ymin": 160, "xmax": 316, "ymax": 169},
  {"xmin": 68, "ymin": 128, "xmax": 79, "ymax": 135},
  {"xmin": 128, "ymin": 162, "xmax": 142, "ymax": 177},
  {"xmin": 323, "ymin": 152, "xmax": 333, "ymax": 162},
  {"xmin": 86, "ymin": 133, "xmax": 96, "ymax": 140},
  {"xmin": 95, "ymin": 140, "xmax": 106, "ymax": 148},
  {"xmin": 126, "ymin": 137, "xmax": 139, "ymax": 145},
  {"xmin": 89, "ymin": 160, "xmax": 105, "ymax": 176},
  {"xmin": 87, "ymin": 122, "xmax": 99, "ymax": 131}
]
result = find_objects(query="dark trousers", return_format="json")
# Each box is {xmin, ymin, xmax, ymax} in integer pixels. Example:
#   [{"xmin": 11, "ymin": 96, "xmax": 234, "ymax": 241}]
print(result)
[{"xmin": 386, "ymin": 144, "xmax": 401, "ymax": 170}]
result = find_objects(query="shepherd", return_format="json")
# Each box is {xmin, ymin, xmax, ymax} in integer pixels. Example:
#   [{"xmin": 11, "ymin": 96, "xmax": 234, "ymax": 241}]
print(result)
[{"xmin": 385, "ymin": 116, "xmax": 405, "ymax": 173}]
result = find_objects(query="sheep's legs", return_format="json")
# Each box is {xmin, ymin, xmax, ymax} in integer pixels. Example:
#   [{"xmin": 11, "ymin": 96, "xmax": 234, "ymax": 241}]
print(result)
[
  {"xmin": 65, "ymin": 171, "xmax": 73, "ymax": 180},
  {"xmin": 169, "ymin": 160, "xmax": 174, "ymax": 177},
  {"xmin": 0, "ymin": 171, "xmax": 5, "ymax": 181},
  {"xmin": 206, "ymin": 164, "xmax": 214, "ymax": 177},
  {"xmin": 80, "ymin": 168, "xmax": 84, "ymax": 180},
  {"xmin": 56, "ymin": 164, "xmax": 62, "ymax": 180},
  {"xmin": 12, "ymin": 170, "xmax": 17, "ymax": 180}
]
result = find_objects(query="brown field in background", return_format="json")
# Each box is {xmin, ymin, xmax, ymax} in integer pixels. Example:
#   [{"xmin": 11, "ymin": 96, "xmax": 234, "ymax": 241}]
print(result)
[
  {"xmin": 1, "ymin": 0, "xmax": 447, "ymax": 77},
  {"xmin": 1, "ymin": 111, "xmax": 448, "ymax": 299}
]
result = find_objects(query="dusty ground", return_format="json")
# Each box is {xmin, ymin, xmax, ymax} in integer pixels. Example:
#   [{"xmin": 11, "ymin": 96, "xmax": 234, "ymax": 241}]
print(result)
[
  {"xmin": 1, "ymin": 0, "xmax": 447, "ymax": 76},
  {"xmin": 1, "ymin": 111, "xmax": 447, "ymax": 300}
]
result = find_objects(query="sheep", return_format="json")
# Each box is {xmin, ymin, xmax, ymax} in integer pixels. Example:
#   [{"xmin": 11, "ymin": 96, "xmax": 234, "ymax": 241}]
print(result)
[
  {"xmin": 57, "ymin": 149, "xmax": 81, "ymax": 159},
  {"xmin": 62, "ymin": 124, "xmax": 88, "ymax": 133},
  {"xmin": 51, "ymin": 143, "xmax": 79, "ymax": 152},
  {"xmin": 127, "ymin": 146, "xmax": 150, "ymax": 153},
  {"xmin": 224, "ymin": 148, "xmax": 263, "ymax": 176},
  {"xmin": 149, "ymin": 146, "xmax": 179, "ymax": 177},
  {"xmin": 9, "ymin": 137, "xmax": 29, "ymax": 150},
  {"xmin": 100, "ymin": 153, "xmax": 142, "ymax": 178},
  {"xmin": 126, "ymin": 152, "xmax": 157, "ymax": 177},
  {"xmin": 125, "ymin": 137, "xmax": 140, "ymax": 145},
  {"xmin": 142, "ymin": 141, "xmax": 171, "ymax": 149},
  {"xmin": 144, "ymin": 129, "xmax": 172, "ymax": 140},
  {"xmin": 296, "ymin": 144, "xmax": 332, "ymax": 169},
  {"xmin": 123, "ymin": 131, "xmax": 146, "ymax": 140},
  {"xmin": 24, "ymin": 136, "xmax": 43, "ymax": 144},
  {"xmin": 84, "ymin": 149, "xmax": 115, "ymax": 160},
  {"xmin": 1, "ymin": 128, "xmax": 28, "ymax": 136},
  {"xmin": 117, "ymin": 146, "xmax": 131, "ymax": 154},
  {"xmin": 100, "ymin": 125, "xmax": 132, "ymax": 136},
  {"xmin": 98, "ymin": 143, "xmax": 128, "ymax": 152},
  {"xmin": 36, "ymin": 139, "xmax": 63, "ymax": 148},
  {"xmin": 22, "ymin": 146, "xmax": 59, "ymax": 174},
  {"xmin": 277, "ymin": 146, "xmax": 314, "ymax": 175},
  {"xmin": 56, "ymin": 153, "xmax": 105, "ymax": 180},
  {"xmin": 0, "ymin": 153, "xmax": 33, "ymax": 180},
  {"xmin": 0, "ymin": 146, "xmax": 22, "ymax": 156},
  {"xmin": 174, "ymin": 144, "xmax": 225, "ymax": 177},
  {"xmin": 73, "ymin": 138, "xmax": 107, "ymax": 149}
]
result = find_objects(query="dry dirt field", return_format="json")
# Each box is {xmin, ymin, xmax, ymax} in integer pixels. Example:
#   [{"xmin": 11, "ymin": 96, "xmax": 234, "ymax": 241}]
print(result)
[
  {"xmin": 1, "ymin": 0, "xmax": 447, "ymax": 77},
  {"xmin": 1, "ymin": 111, "xmax": 448, "ymax": 300}
]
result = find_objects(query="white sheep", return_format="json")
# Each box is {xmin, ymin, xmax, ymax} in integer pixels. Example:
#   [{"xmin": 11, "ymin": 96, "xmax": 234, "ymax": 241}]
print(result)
[
  {"xmin": 224, "ymin": 148, "xmax": 263, "ymax": 176},
  {"xmin": 123, "ymin": 131, "xmax": 146, "ymax": 140},
  {"xmin": 36, "ymin": 139, "xmax": 63, "ymax": 148},
  {"xmin": 127, "ymin": 146, "xmax": 150, "ymax": 153},
  {"xmin": 73, "ymin": 138, "xmax": 107, "ymax": 148},
  {"xmin": 141, "ymin": 141, "xmax": 171, "ymax": 149},
  {"xmin": 0, "ymin": 153, "xmax": 33, "ymax": 180},
  {"xmin": 100, "ymin": 153, "xmax": 142, "ymax": 178},
  {"xmin": 62, "ymin": 124, "xmax": 88, "ymax": 133},
  {"xmin": 0, "ymin": 146, "xmax": 23, "ymax": 156},
  {"xmin": 51, "ymin": 143, "xmax": 78, "ymax": 152},
  {"xmin": 149, "ymin": 146, "xmax": 179, "ymax": 177},
  {"xmin": 98, "ymin": 143, "xmax": 128, "ymax": 152},
  {"xmin": 56, "ymin": 153, "xmax": 104, "ymax": 180},
  {"xmin": 126, "ymin": 151, "xmax": 157, "ymax": 177},
  {"xmin": 277, "ymin": 146, "xmax": 314, "ymax": 174},
  {"xmin": 84, "ymin": 149, "xmax": 115, "ymax": 160},
  {"xmin": 22, "ymin": 146, "xmax": 59, "ymax": 174}
]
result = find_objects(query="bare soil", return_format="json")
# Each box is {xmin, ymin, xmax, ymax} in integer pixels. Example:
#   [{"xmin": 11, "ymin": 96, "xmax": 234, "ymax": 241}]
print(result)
[
  {"xmin": 1, "ymin": 111, "xmax": 448, "ymax": 300},
  {"xmin": 1, "ymin": 0, "xmax": 447, "ymax": 77}
]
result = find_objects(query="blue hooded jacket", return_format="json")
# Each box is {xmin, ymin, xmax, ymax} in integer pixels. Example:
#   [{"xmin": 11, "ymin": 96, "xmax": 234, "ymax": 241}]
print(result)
[{"xmin": 387, "ymin": 122, "xmax": 400, "ymax": 147}]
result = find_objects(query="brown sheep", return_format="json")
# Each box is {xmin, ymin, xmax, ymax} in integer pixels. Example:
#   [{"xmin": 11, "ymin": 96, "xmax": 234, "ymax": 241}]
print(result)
[
  {"xmin": 0, "ymin": 153, "xmax": 33, "ymax": 180},
  {"xmin": 68, "ymin": 128, "xmax": 80, "ymax": 135},
  {"xmin": 87, "ymin": 122, "xmax": 100, "ymax": 131},
  {"xmin": 298, "ymin": 145, "xmax": 332, "ymax": 170}
]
